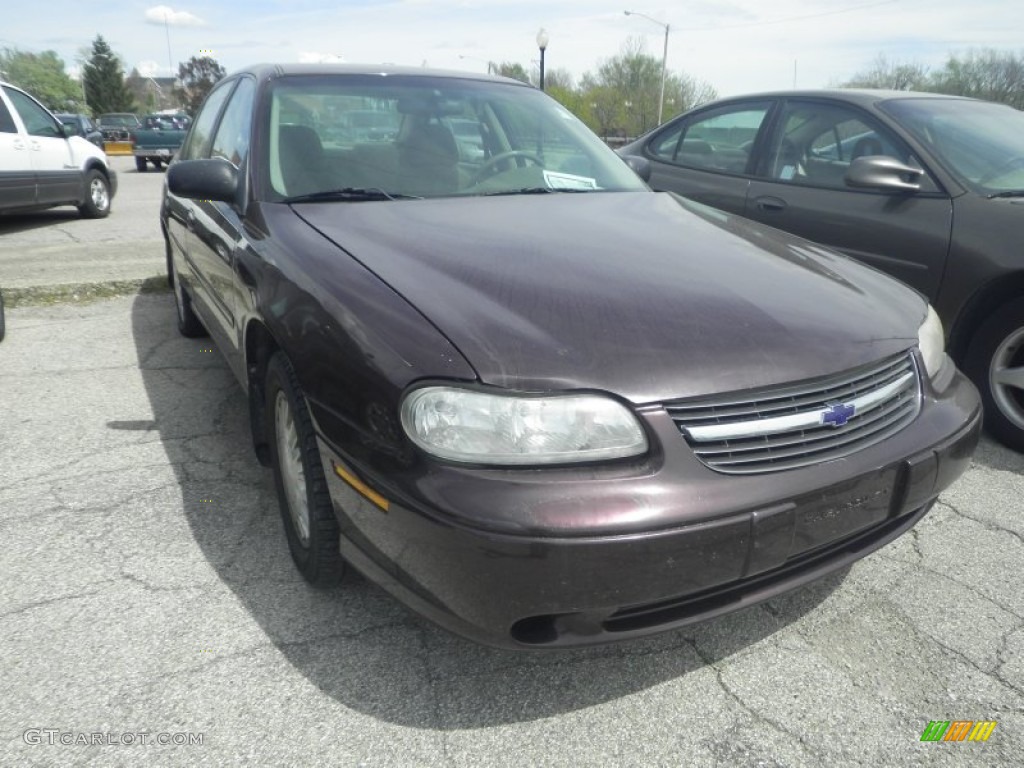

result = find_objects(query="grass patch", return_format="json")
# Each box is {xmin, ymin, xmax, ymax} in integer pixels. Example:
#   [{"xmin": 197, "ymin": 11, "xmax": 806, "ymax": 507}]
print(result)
[{"xmin": 2, "ymin": 276, "xmax": 170, "ymax": 308}]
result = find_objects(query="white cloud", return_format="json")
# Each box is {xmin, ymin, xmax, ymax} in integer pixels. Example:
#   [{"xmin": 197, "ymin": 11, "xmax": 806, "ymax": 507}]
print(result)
[
  {"xmin": 144, "ymin": 5, "xmax": 205, "ymax": 27},
  {"xmin": 135, "ymin": 60, "xmax": 163, "ymax": 77}
]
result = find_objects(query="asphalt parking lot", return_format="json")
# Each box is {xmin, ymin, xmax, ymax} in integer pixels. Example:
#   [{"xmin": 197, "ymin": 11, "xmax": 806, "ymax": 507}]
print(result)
[{"xmin": 1, "ymin": 159, "xmax": 1023, "ymax": 767}]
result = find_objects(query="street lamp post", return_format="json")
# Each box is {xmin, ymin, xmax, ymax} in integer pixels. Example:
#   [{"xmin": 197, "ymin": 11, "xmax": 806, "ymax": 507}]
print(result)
[
  {"xmin": 536, "ymin": 28, "xmax": 549, "ymax": 91},
  {"xmin": 624, "ymin": 10, "xmax": 669, "ymax": 126}
]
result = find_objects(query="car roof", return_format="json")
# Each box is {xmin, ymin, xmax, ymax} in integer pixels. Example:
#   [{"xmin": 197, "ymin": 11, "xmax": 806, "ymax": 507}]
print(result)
[
  {"xmin": 225, "ymin": 62, "xmax": 530, "ymax": 88},
  {"xmin": 707, "ymin": 88, "xmax": 981, "ymax": 107}
]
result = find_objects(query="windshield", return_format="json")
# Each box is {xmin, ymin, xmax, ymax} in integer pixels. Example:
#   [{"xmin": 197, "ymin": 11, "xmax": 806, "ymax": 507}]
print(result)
[
  {"xmin": 263, "ymin": 74, "xmax": 647, "ymax": 201},
  {"xmin": 882, "ymin": 97, "xmax": 1024, "ymax": 195},
  {"xmin": 99, "ymin": 115, "xmax": 138, "ymax": 127}
]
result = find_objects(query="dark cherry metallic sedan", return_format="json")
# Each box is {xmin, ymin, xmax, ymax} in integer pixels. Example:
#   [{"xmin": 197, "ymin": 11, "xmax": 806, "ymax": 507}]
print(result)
[{"xmin": 161, "ymin": 65, "xmax": 981, "ymax": 649}]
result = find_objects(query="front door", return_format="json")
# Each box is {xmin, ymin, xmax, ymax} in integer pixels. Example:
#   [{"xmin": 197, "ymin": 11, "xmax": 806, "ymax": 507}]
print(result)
[
  {"xmin": 744, "ymin": 98, "xmax": 953, "ymax": 301},
  {"xmin": 3, "ymin": 86, "xmax": 77, "ymax": 207},
  {"xmin": 0, "ymin": 93, "xmax": 34, "ymax": 209}
]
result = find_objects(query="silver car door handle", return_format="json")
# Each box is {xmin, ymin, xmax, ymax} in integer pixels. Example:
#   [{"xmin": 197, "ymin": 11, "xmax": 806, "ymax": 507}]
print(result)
[{"xmin": 754, "ymin": 196, "xmax": 787, "ymax": 212}]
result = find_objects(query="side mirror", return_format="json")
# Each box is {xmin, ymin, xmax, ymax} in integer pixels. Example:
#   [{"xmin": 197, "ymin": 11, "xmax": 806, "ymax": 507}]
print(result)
[
  {"xmin": 621, "ymin": 154, "xmax": 652, "ymax": 183},
  {"xmin": 167, "ymin": 158, "xmax": 239, "ymax": 203},
  {"xmin": 845, "ymin": 156, "xmax": 922, "ymax": 193}
]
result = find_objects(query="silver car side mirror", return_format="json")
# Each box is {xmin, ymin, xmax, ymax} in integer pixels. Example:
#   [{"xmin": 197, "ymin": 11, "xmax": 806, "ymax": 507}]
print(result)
[{"xmin": 845, "ymin": 156, "xmax": 922, "ymax": 192}]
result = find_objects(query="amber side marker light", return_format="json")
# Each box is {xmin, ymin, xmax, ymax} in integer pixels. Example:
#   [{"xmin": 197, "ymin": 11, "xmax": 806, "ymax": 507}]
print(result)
[{"xmin": 332, "ymin": 461, "xmax": 390, "ymax": 512}]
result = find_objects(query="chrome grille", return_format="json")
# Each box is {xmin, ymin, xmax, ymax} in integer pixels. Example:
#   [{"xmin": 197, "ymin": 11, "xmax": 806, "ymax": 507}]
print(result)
[{"xmin": 667, "ymin": 352, "xmax": 921, "ymax": 474}]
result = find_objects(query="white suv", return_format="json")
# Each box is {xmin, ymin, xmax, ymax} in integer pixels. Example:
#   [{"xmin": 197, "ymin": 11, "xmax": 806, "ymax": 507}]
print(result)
[{"xmin": 0, "ymin": 81, "xmax": 117, "ymax": 218}]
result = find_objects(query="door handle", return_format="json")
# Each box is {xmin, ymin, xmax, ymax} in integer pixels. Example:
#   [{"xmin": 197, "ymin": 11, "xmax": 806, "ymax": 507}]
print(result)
[
  {"xmin": 13, "ymin": 139, "xmax": 26, "ymax": 150},
  {"xmin": 185, "ymin": 212, "xmax": 196, "ymax": 231},
  {"xmin": 754, "ymin": 196, "xmax": 787, "ymax": 212}
]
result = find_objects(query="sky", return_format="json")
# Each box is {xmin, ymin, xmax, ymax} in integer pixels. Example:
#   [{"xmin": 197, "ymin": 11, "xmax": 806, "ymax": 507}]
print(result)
[{"xmin": 3, "ymin": 0, "xmax": 1022, "ymax": 98}]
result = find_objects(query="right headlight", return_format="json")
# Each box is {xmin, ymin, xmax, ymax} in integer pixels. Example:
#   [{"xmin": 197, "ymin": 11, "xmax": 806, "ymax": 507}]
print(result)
[
  {"xmin": 917, "ymin": 304, "xmax": 947, "ymax": 380},
  {"xmin": 400, "ymin": 386, "xmax": 648, "ymax": 465}
]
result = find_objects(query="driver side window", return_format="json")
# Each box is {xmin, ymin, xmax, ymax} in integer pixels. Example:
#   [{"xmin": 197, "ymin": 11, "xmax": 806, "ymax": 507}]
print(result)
[
  {"xmin": 764, "ymin": 101, "xmax": 931, "ymax": 190},
  {"xmin": 3, "ymin": 87, "xmax": 62, "ymax": 138}
]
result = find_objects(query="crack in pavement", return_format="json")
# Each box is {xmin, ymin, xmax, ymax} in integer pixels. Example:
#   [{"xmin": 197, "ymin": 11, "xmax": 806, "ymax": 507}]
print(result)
[
  {"xmin": 685, "ymin": 639, "xmax": 830, "ymax": 763},
  {"xmin": 938, "ymin": 498, "xmax": 1024, "ymax": 549},
  {"xmin": 0, "ymin": 582, "xmax": 119, "ymax": 620}
]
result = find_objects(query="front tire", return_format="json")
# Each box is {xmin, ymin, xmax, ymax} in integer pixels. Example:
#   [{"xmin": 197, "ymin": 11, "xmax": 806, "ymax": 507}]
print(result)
[
  {"xmin": 964, "ymin": 297, "xmax": 1024, "ymax": 452},
  {"xmin": 77, "ymin": 169, "xmax": 111, "ymax": 218},
  {"xmin": 265, "ymin": 351, "xmax": 344, "ymax": 587}
]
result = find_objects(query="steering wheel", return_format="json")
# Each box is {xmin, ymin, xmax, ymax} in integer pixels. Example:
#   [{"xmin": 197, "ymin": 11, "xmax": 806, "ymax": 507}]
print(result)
[{"xmin": 472, "ymin": 151, "xmax": 544, "ymax": 184}]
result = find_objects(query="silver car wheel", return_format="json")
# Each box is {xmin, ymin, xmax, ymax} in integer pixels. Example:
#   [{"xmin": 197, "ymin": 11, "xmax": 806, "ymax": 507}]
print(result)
[
  {"xmin": 991, "ymin": 325, "xmax": 1024, "ymax": 431},
  {"xmin": 275, "ymin": 390, "xmax": 311, "ymax": 546},
  {"xmin": 89, "ymin": 176, "xmax": 110, "ymax": 212}
]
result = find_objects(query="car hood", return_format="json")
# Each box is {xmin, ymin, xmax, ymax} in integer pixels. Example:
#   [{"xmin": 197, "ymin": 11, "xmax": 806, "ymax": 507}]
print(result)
[{"xmin": 294, "ymin": 192, "xmax": 924, "ymax": 403}]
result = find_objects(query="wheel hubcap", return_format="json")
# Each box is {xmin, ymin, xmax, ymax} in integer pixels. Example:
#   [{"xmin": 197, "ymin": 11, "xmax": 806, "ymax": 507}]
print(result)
[
  {"xmin": 990, "ymin": 325, "xmax": 1024, "ymax": 430},
  {"xmin": 275, "ymin": 391, "xmax": 311, "ymax": 546},
  {"xmin": 90, "ymin": 178, "xmax": 109, "ymax": 211}
]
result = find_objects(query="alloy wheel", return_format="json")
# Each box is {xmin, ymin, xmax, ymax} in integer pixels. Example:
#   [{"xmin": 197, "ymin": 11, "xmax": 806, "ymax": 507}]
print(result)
[
  {"xmin": 90, "ymin": 177, "xmax": 110, "ymax": 212},
  {"xmin": 991, "ymin": 326, "xmax": 1024, "ymax": 431}
]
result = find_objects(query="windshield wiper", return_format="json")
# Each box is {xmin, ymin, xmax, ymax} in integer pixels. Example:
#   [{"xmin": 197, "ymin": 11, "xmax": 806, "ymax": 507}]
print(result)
[
  {"xmin": 282, "ymin": 187, "xmax": 421, "ymax": 203},
  {"xmin": 479, "ymin": 187, "xmax": 596, "ymax": 196},
  {"xmin": 988, "ymin": 190, "xmax": 1024, "ymax": 199}
]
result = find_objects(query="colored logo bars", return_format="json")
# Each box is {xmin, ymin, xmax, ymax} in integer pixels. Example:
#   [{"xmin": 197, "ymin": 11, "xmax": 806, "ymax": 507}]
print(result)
[{"xmin": 920, "ymin": 720, "xmax": 997, "ymax": 742}]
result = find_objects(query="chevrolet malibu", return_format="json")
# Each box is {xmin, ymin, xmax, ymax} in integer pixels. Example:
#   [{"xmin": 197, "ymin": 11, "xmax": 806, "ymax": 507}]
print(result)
[{"xmin": 161, "ymin": 65, "xmax": 981, "ymax": 649}]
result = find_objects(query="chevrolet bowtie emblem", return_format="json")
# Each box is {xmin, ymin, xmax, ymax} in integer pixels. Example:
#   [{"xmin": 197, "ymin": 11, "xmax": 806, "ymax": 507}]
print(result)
[{"xmin": 821, "ymin": 401, "xmax": 856, "ymax": 427}]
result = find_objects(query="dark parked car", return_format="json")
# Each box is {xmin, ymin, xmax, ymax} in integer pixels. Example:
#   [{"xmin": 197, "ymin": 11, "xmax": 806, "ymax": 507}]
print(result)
[
  {"xmin": 620, "ymin": 90, "xmax": 1024, "ymax": 451},
  {"xmin": 97, "ymin": 112, "xmax": 140, "ymax": 141},
  {"xmin": 55, "ymin": 113, "xmax": 104, "ymax": 148},
  {"xmin": 161, "ymin": 65, "xmax": 980, "ymax": 649}
]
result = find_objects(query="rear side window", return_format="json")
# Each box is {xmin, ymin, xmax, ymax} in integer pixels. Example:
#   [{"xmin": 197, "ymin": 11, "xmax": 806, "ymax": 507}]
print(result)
[{"xmin": 648, "ymin": 103, "xmax": 771, "ymax": 175}]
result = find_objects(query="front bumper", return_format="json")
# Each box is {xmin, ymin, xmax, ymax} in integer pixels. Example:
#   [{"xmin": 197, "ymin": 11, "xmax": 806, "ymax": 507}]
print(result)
[
  {"xmin": 318, "ymin": 367, "xmax": 982, "ymax": 649},
  {"xmin": 133, "ymin": 148, "xmax": 176, "ymax": 159}
]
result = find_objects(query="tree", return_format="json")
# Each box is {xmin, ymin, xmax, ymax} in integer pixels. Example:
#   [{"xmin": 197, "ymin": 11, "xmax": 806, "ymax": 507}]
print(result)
[
  {"xmin": 673, "ymin": 74, "xmax": 717, "ymax": 116},
  {"xmin": 840, "ymin": 54, "xmax": 930, "ymax": 91},
  {"xmin": 0, "ymin": 48, "xmax": 82, "ymax": 111},
  {"xmin": 930, "ymin": 49, "xmax": 1024, "ymax": 109},
  {"xmin": 174, "ymin": 56, "xmax": 227, "ymax": 115},
  {"xmin": 491, "ymin": 61, "xmax": 530, "ymax": 84},
  {"xmin": 82, "ymin": 36, "xmax": 136, "ymax": 114},
  {"xmin": 591, "ymin": 38, "xmax": 662, "ymax": 136},
  {"xmin": 575, "ymin": 38, "xmax": 716, "ymax": 137}
]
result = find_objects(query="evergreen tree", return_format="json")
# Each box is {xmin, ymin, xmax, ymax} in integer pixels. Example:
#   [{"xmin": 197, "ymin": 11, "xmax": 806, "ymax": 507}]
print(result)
[{"xmin": 82, "ymin": 36, "xmax": 136, "ymax": 114}]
